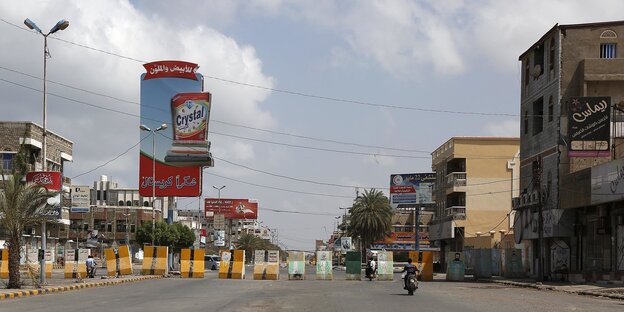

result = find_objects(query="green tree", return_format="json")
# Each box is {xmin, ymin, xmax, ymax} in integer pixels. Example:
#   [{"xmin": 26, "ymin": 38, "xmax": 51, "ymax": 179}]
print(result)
[
  {"xmin": 235, "ymin": 233, "xmax": 262, "ymax": 262},
  {"xmin": 347, "ymin": 189, "xmax": 393, "ymax": 255},
  {"xmin": 136, "ymin": 221, "xmax": 195, "ymax": 250},
  {"xmin": 0, "ymin": 148, "xmax": 55, "ymax": 289}
]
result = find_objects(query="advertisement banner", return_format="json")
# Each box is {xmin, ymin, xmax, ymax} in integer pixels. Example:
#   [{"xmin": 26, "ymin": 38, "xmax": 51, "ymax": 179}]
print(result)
[
  {"xmin": 214, "ymin": 230, "xmax": 226, "ymax": 247},
  {"xmin": 70, "ymin": 186, "xmax": 90, "ymax": 213},
  {"xmin": 204, "ymin": 198, "xmax": 258, "ymax": 219},
  {"xmin": 26, "ymin": 171, "xmax": 62, "ymax": 219},
  {"xmin": 341, "ymin": 237, "xmax": 352, "ymax": 254},
  {"xmin": 390, "ymin": 173, "xmax": 435, "ymax": 208},
  {"xmin": 591, "ymin": 157, "xmax": 624, "ymax": 205},
  {"xmin": 139, "ymin": 60, "xmax": 214, "ymax": 197},
  {"xmin": 567, "ymin": 96, "xmax": 611, "ymax": 157}
]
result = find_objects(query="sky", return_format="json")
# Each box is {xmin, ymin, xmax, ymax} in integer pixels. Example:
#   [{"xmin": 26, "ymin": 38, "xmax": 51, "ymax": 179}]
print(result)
[{"xmin": 1, "ymin": 0, "xmax": 624, "ymax": 251}]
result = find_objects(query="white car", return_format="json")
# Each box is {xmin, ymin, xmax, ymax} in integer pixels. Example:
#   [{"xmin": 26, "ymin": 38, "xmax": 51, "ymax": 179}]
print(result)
[{"xmin": 205, "ymin": 254, "xmax": 221, "ymax": 270}]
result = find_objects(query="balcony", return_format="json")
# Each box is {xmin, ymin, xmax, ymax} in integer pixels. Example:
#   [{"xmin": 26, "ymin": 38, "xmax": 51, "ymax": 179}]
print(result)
[
  {"xmin": 582, "ymin": 58, "xmax": 624, "ymax": 81},
  {"xmin": 445, "ymin": 172, "xmax": 466, "ymax": 194},
  {"xmin": 445, "ymin": 206, "xmax": 466, "ymax": 220}
]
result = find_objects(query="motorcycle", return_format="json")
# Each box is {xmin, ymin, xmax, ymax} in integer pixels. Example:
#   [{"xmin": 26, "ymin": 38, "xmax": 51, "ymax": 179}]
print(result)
[
  {"xmin": 365, "ymin": 265, "xmax": 376, "ymax": 281},
  {"xmin": 87, "ymin": 265, "xmax": 97, "ymax": 278},
  {"xmin": 403, "ymin": 272, "xmax": 418, "ymax": 295}
]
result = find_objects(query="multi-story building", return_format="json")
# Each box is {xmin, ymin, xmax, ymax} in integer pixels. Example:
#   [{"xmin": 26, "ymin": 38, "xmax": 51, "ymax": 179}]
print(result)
[
  {"xmin": 430, "ymin": 137, "xmax": 519, "ymax": 268},
  {"xmin": 515, "ymin": 21, "xmax": 624, "ymax": 282},
  {"xmin": 0, "ymin": 121, "xmax": 73, "ymax": 263}
]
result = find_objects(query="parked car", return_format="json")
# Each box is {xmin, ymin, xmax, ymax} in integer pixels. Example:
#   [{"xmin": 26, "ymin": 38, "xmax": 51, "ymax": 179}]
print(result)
[{"xmin": 205, "ymin": 254, "xmax": 221, "ymax": 270}]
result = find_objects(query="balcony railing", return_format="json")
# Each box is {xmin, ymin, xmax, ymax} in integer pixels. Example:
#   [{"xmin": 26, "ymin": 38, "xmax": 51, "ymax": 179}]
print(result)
[
  {"xmin": 446, "ymin": 172, "xmax": 467, "ymax": 188},
  {"xmin": 445, "ymin": 206, "xmax": 466, "ymax": 220}
]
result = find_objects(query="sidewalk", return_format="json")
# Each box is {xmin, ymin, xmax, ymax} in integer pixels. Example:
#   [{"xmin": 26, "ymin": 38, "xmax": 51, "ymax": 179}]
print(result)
[
  {"xmin": 472, "ymin": 276, "xmax": 624, "ymax": 300},
  {"xmin": 0, "ymin": 266, "xmax": 162, "ymax": 301}
]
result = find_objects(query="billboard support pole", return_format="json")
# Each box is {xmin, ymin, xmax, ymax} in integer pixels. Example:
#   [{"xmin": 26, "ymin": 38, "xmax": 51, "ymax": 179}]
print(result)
[{"xmin": 414, "ymin": 207, "xmax": 420, "ymax": 252}]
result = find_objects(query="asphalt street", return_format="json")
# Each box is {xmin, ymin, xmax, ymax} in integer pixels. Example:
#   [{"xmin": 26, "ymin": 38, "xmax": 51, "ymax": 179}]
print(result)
[{"xmin": 1, "ymin": 270, "xmax": 623, "ymax": 312}]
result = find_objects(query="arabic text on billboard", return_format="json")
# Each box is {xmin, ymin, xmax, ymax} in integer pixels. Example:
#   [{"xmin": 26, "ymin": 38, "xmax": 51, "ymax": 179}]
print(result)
[
  {"xmin": 390, "ymin": 173, "xmax": 435, "ymax": 208},
  {"xmin": 204, "ymin": 198, "xmax": 258, "ymax": 219},
  {"xmin": 567, "ymin": 96, "xmax": 611, "ymax": 157}
]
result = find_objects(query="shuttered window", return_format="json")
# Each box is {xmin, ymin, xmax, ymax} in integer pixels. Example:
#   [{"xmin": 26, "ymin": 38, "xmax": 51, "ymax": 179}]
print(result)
[{"xmin": 600, "ymin": 43, "xmax": 616, "ymax": 58}]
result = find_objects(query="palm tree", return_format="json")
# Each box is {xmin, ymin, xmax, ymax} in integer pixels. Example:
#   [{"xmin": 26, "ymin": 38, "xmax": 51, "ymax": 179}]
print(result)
[
  {"xmin": 235, "ymin": 233, "xmax": 262, "ymax": 263},
  {"xmin": 347, "ymin": 189, "xmax": 393, "ymax": 256},
  {"xmin": 0, "ymin": 165, "xmax": 54, "ymax": 288}
]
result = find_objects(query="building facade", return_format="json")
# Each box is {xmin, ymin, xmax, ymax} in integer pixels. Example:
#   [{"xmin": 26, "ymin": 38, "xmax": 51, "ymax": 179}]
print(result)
[
  {"xmin": 430, "ymin": 137, "xmax": 519, "ymax": 268},
  {"xmin": 515, "ymin": 21, "xmax": 624, "ymax": 282}
]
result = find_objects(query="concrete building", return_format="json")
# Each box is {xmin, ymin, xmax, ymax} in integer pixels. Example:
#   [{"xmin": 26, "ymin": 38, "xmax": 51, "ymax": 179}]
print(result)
[
  {"xmin": 0, "ymin": 121, "xmax": 73, "ymax": 263},
  {"xmin": 515, "ymin": 21, "xmax": 624, "ymax": 282},
  {"xmin": 429, "ymin": 137, "xmax": 519, "ymax": 268}
]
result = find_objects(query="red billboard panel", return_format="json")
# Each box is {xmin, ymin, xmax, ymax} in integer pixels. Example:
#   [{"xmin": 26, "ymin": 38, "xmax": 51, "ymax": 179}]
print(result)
[
  {"xmin": 204, "ymin": 198, "xmax": 258, "ymax": 220},
  {"xmin": 26, "ymin": 171, "xmax": 62, "ymax": 191},
  {"xmin": 138, "ymin": 153, "xmax": 201, "ymax": 197},
  {"xmin": 143, "ymin": 61, "xmax": 199, "ymax": 80}
]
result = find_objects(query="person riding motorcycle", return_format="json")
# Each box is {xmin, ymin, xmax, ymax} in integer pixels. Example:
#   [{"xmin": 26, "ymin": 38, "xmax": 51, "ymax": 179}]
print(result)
[
  {"xmin": 401, "ymin": 258, "xmax": 419, "ymax": 289},
  {"xmin": 366, "ymin": 257, "xmax": 377, "ymax": 278}
]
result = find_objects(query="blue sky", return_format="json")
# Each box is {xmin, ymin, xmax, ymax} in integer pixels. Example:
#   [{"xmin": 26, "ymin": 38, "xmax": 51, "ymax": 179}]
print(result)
[{"xmin": 2, "ymin": 0, "xmax": 624, "ymax": 250}]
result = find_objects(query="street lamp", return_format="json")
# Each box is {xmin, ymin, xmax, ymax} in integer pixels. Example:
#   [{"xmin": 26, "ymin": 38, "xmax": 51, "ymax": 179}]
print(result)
[
  {"xmin": 140, "ymin": 123, "xmax": 168, "ymax": 245},
  {"xmin": 24, "ymin": 17, "xmax": 69, "ymax": 285}
]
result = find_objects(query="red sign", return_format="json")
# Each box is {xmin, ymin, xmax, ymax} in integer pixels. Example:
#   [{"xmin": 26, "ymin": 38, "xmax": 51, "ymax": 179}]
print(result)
[
  {"xmin": 26, "ymin": 171, "xmax": 62, "ymax": 191},
  {"xmin": 204, "ymin": 198, "xmax": 258, "ymax": 219},
  {"xmin": 138, "ymin": 153, "xmax": 202, "ymax": 197},
  {"xmin": 376, "ymin": 232, "xmax": 421, "ymax": 244},
  {"xmin": 143, "ymin": 61, "xmax": 199, "ymax": 80},
  {"xmin": 390, "ymin": 185, "xmax": 416, "ymax": 193}
]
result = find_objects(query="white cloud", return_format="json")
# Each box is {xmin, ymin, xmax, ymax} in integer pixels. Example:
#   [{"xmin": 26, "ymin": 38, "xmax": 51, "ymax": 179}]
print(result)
[
  {"xmin": 0, "ymin": 0, "xmax": 275, "ymax": 187},
  {"xmin": 483, "ymin": 119, "xmax": 519, "ymax": 137}
]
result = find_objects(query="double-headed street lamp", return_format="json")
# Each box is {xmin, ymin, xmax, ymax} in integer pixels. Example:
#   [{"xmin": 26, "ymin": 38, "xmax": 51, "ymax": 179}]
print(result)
[
  {"xmin": 140, "ymin": 123, "xmax": 168, "ymax": 246},
  {"xmin": 24, "ymin": 17, "xmax": 69, "ymax": 285}
]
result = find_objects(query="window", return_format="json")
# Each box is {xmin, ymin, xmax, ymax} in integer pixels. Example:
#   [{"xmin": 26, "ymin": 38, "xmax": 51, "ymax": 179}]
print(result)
[
  {"xmin": 532, "ymin": 98, "xmax": 544, "ymax": 135},
  {"xmin": 548, "ymin": 96, "xmax": 554, "ymax": 122},
  {"xmin": 533, "ymin": 44, "xmax": 544, "ymax": 78},
  {"xmin": 143, "ymin": 201, "xmax": 150, "ymax": 207},
  {"xmin": 549, "ymin": 38, "xmax": 555, "ymax": 71},
  {"xmin": 119, "ymin": 200, "xmax": 125, "ymax": 206},
  {"xmin": 126, "ymin": 200, "xmax": 132, "ymax": 207},
  {"xmin": 523, "ymin": 111, "xmax": 529, "ymax": 135},
  {"xmin": 1, "ymin": 153, "xmax": 14, "ymax": 172},
  {"xmin": 97, "ymin": 190, "xmax": 101, "ymax": 201},
  {"xmin": 600, "ymin": 43, "xmax": 616, "ymax": 58}
]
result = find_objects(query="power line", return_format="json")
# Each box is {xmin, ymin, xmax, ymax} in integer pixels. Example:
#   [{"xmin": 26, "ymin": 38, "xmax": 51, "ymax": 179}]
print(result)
[
  {"xmin": 204, "ymin": 171, "xmax": 353, "ymax": 199},
  {"xmin": 70, "ymin": 135, "xmax": 148, "ymax": 179},
  {"xmin": 1, "ymin": 17, "xmax": 519, "ymax": 117}
]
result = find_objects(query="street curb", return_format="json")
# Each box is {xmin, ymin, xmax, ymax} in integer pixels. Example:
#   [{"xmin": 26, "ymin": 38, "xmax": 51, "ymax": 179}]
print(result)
[
  {"xmin": 0, "ymin": 275, "xmax": 162, "ymax": 301},
  {"xmin": 480, "ymin": 279, "xmax": 624, "ymax": 300}
]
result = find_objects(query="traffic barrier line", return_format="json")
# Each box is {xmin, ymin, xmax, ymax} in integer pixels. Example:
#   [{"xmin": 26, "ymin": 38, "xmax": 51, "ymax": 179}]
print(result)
[{"xmin": 0, "ymin": 275, "xmax": 162, "ymax": 301}]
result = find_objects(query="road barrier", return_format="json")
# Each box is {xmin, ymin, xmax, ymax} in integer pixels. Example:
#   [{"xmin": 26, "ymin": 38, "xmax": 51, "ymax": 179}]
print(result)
[
  {"xmin": 0, "ymin": 249, "xmax": 7, "ymax": 279},
  {"xmin": 315, "ymin": 251, "xmax": 332, "ymax": 280},
  {"xmin": 288, "ymin": 251, "xmax": 305, "ymax": 280},
  {"xmin": 64, "ymin": 249, "xmax": 89, "ymax": 279},
  {"xmin": 105, "ymin": 245, "xmax": 133, "ymax": 277},
  {"xmin": 219, "ymin": 250, "xmax": 245, "ymax": 279},
  {"xmin": 409, "ymin": 251, "xmax": 433, "ymax": 281},
  {"xmin": 253, "ymin": 250, "xmax": 279, "ymax": 280},
  {"xmin": 181, "ymin": 248, "xmax": 205, "ymax": 278},
  {"xmin": 345, "ymin": 251, "xmax": 361, "ymax": 280},
  {"xmin": 142, "ymin": 246, "xmax": 168, "ymax": 275},
  {"xmin": 377, "ymin": 251, "xmax": 393, "ymax": 281}
]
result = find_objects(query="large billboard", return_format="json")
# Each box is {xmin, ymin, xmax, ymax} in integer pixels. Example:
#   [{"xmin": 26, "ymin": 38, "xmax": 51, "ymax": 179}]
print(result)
[
  {"xmin": 26, "ymin": 171, "xmax": 62, "ymax": 219},
  {"xmin": 204, "ymin": 198, "xmax": 258, "ymax": 219},
  {"xmin": 389, "ymin": 173, "xmax": 435, "ymax": 208},
  {"xmin": 568, "ymin": 96, "xmax": 611, "ymax": 157},
  {"xmin": 139, "ymin": 60, "xmax": 214, "ymax": 197}
]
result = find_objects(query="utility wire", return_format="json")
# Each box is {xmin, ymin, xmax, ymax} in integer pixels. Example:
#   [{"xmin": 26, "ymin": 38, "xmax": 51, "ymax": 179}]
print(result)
[
  {"xmin": 1, "ymin": 17, "xmax": 520, "ymax": 117},
  {"xmin": 70, "ymin": 135, "xmax": 148, "ymax": 179}
]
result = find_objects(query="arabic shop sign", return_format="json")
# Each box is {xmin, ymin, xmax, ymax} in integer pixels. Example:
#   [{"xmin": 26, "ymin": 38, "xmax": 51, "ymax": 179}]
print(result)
[
  {"xmin": 143, "ymin": 61, "xmax": 199, "ymax": 80},
  {"xmin": 568, "ymin": 96, "xmax": 611, "ymax": 157}
]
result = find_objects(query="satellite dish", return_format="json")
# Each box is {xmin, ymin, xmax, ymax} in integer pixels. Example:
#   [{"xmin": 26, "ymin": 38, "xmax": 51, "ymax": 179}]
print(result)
[{"xmin": 532, "ymin": 64, "xmax": 542, "ymax": 78}]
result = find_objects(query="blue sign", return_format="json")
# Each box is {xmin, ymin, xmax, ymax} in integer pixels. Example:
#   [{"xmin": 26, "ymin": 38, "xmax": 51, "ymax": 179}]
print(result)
[{"xmin": 70, "ymin": 207, "xmax": 90, "ymax": 213}]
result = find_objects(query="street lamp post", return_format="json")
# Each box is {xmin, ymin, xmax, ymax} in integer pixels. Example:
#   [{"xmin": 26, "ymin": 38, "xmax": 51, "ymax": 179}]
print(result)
[
  {"xmin": 24, "ymin": 17, "xmax": 69, "ymax": 285},
  {"xmin": 212, "ymin": 185, "xmax": 226, "ymax": 247},
  {"xmin": 140, "ymin": 124, "xmax": 168, "ymax": 246}
]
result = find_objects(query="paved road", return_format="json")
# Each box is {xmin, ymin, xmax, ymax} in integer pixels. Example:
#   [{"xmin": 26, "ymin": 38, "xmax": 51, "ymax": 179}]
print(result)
[{"xmin": 1, "ymin": 271, "xmax": 623, "ymax": 312}]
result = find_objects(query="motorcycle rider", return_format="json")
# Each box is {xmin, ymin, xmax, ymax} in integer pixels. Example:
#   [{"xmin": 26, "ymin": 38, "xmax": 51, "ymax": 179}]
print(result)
[
  {"xmin": 401, "ymin": 258, "xmax": 419, "ymax": 289},
  {"xmin": 86, "ymin": 255, "xmax": 96, "ymax": 278},
  {"xmin": 366, "ymin": 257, "xmax": 377, "ymax": 278}
]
